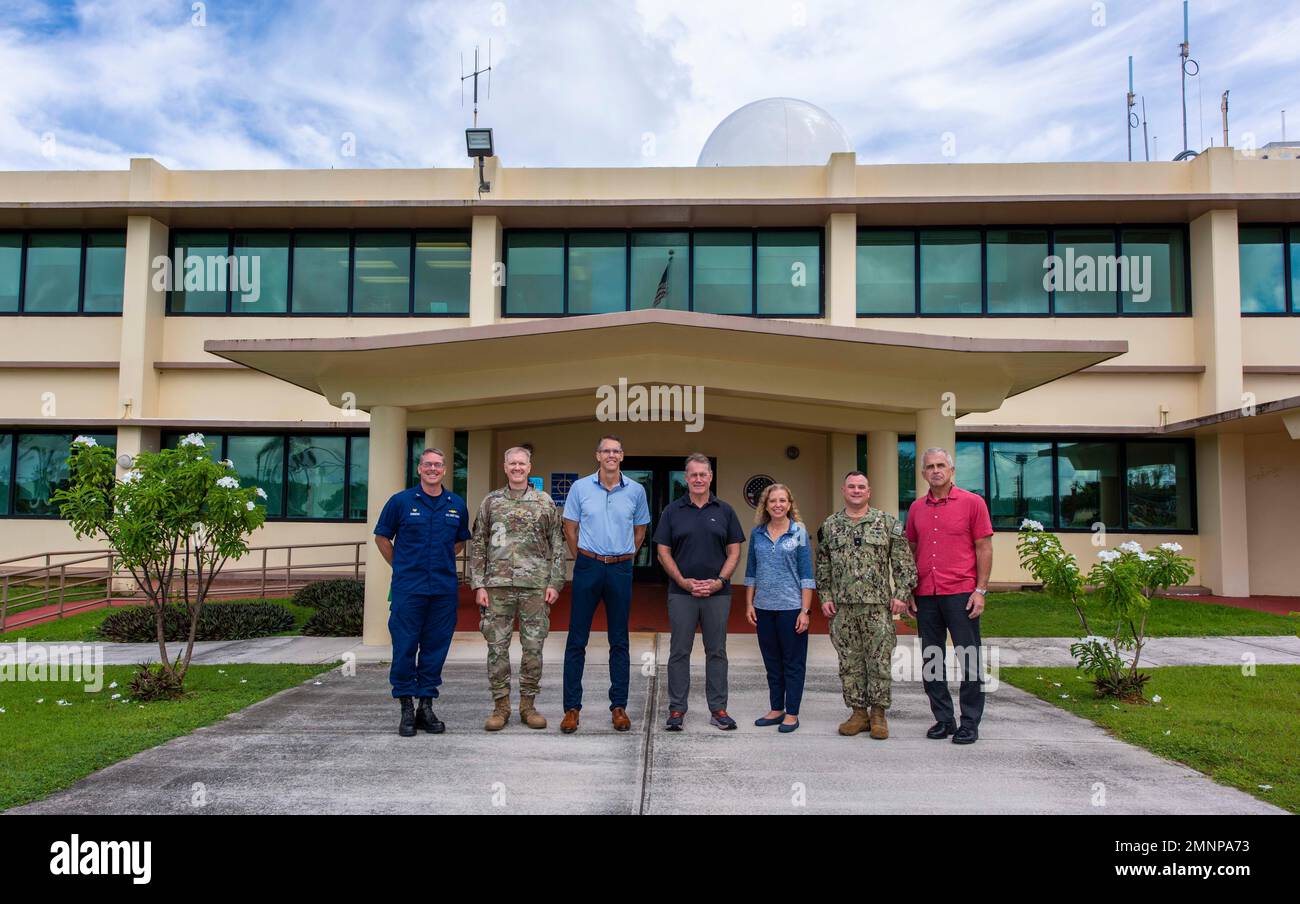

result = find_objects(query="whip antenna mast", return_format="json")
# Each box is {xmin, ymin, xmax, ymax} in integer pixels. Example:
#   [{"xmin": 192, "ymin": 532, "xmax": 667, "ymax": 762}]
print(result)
[{"xmin": 461, "ymin": 41, "xmax": 492, "ymax": 127}]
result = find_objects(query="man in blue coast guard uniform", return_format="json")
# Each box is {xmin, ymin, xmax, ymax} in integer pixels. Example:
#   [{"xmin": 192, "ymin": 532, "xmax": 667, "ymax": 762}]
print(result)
[{"xmin": 373, "ymin": 447, "xmax": 471, "ymax": 737}]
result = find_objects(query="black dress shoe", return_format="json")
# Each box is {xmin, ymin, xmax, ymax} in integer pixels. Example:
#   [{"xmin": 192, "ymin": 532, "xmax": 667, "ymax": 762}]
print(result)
[
  {"xmin": 398, "ymin": 696, "xmax": 417, "ymax": 737},
  {"xmin": 926, "ymin": 721, "xmax": 955, "ymax": 739},
  {"xmin": 952, "ymin": 725, "xmax": 978, "ymax": 745},
  {"xmin": 415, "ymin": 697, "xmax": 445, "ymax": 734}
]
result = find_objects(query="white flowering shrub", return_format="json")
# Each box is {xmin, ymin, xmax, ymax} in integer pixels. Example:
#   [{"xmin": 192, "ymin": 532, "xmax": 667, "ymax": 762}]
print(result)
[
  {"xmin": 53, "ymin": 435, "xmax": 267, "ymax": 695},
  {"xmin": 1016, "ymin": 523, "xmax": 1195, "ymax": 700}
]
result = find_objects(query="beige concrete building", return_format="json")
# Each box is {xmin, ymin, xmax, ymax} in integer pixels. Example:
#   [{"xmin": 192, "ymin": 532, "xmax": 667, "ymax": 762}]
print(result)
[{"xmin": 2, "ymin": 143, "xmax": 1298, "ymax": 642}]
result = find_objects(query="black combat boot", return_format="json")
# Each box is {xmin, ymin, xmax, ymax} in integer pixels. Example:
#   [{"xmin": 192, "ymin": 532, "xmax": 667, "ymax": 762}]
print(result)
[
  {"xmin": 416, "ymin": 696, "xmax": 445, "ymax": 734},
  {"xmin": 398, "ymin": 696, "xmax": 417, "ymax": 737}
]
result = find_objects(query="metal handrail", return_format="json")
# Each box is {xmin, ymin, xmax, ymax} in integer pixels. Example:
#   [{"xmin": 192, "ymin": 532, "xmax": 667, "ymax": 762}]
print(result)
[{"xmin": 0, "ymin": 539, "xmax": 374, "ymax": 632}]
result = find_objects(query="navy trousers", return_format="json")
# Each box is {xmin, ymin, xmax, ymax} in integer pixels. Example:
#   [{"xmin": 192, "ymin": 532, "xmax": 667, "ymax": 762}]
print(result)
[
  {"xmin": 915, "ymin": 592, "xmax": 985, "ymax": 729},
  {"xmin": 388, "ymin": 591, "xmax": 458, "ymax": 699},
  {"xmin": 755, "ymin": 607, "xmax": 808, "ymax": 715},
  {"xmin": 563, "ymin": 555, "xmax": 632, "ymax": 712}
]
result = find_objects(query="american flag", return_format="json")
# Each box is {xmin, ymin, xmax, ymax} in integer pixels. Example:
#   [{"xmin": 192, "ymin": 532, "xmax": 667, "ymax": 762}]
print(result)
[{"xmin": 652, "ymin": 250, "xmax": 674, "ymax": 307}]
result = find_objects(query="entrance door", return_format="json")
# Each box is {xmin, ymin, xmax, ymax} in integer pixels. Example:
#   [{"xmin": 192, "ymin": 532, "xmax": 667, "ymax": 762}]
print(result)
[{"xmin": 622, "ymin": 455, "xmax": 718, "ymax": 583}]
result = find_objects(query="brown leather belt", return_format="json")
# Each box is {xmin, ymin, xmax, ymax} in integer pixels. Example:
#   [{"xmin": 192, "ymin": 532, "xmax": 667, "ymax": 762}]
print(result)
[{"xmin": 577, "ymin": 548, "xmax": 635, "ymax": 564}]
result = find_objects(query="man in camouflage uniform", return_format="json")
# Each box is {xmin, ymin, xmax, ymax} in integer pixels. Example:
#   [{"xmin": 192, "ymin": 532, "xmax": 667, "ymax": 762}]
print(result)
[
  {"xmin": 467, "ymin": 446, "xmax": 566, "ymax": 731},
  {"xmin": 815, "ymin": 470, "xmax": 917, "ymax": 739}
]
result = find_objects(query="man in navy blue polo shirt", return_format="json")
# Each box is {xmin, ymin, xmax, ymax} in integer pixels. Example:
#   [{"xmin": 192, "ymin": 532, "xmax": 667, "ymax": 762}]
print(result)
[
  {"xmin": 559, "ymin": 434, "xmax": 650, "ymax": 734},
  {"xmin": 374, "ymin": 447, "xmax": 471, "ymax": 737},
  {"xmin": 654, "ymin": 453, "xmax": 745, "ymax": 731}
]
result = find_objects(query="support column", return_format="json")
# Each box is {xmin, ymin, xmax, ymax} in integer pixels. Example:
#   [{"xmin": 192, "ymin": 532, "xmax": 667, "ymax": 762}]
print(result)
[
  {"xmin": 110, "ymin": 426, "xmax": 162, "ymax": 593},
  {"xmin": 827, "ymin": 432, "xmax": 858, "ymax": 514},
  {"xmin": 363, "ymin": 405, "xmax": 408, "ymax": 646},
  {"xmin": 113, "ymin": 426, "xmax": 160, "ymax": 476},
  {"xmin": 866, "ymin": 430, "xmax": 899, "ymax": 517},
  {"xmin": 423, "ymin": 428, "xmax": 455, "ymax": 459},
  {"xmin": 1195, "ymin": 433, "xmax": 1250, "ymax": 597},
  {"xmin": 914, "ymin": 408, "xmax": 956, "ymax": 498},
  {"xmin": 1190, "ymin": 209, "xmax": 1244, "ymax": 417},
  {"xmin": 466, "ymin": 429, "xmax": 494, "ymax": 515},
  {"xmin": 824, "ymin": 212, "xmax": 857, "ymax": 327},
  {"xmin": 469, "ymin": 215, "xmax": 502, "ymax": 326},
  {"xmin": 118, "ymin": 214, "xmax": 168, "ymax": 421}
]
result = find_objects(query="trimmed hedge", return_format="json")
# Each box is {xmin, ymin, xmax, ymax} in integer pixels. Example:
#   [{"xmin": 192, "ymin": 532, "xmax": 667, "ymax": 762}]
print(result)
[
  {"xmin": 303, "ymin": 598, "xmax": 363, "ymax": 637},
  {"xmin": 97, "ymin": 602, "xmax": 295, "ymax": 643},
  {"xmin": 292, "ymin": 579, "xmax": 364, "ymax": 611}
]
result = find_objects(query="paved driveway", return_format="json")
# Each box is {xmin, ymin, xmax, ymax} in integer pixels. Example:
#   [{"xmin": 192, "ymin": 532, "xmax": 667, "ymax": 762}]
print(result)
[{"xmin": 7, "ymin": 634, "xmax": 1284, "ymax": 815}]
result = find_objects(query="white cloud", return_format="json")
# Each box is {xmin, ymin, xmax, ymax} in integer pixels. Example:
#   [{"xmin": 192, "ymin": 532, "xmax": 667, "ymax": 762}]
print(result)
[{"xmin": 0, "ymin": 0, "xmax": 1294, "ymax": 171}]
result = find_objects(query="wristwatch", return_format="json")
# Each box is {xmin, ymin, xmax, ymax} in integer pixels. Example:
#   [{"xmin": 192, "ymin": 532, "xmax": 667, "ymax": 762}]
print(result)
[
  {"xmin": 715, "ymin": 577, "xmax": 731, "ymax": 593},
  {"xmin": 973, "ymin": 587, "xmax": 987, "ymax": 596}
]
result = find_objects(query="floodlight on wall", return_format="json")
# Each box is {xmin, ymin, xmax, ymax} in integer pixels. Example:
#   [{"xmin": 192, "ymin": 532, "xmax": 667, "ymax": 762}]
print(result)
[{"xmin": 466, "ymin": 128, "xmax": 493, "ymax": 192}]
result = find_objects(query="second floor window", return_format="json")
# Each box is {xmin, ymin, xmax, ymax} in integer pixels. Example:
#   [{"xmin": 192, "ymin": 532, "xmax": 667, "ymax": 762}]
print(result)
[
  {"xmin": 503, "ymin": 229, "xmax": 823, "ymax": 317},
  {"xmin": 167, "ymin": 229, "xmax": 471, "ymax": 316},
  {"xmin": 0, "ymin": 231, "xmax": 126, "ymax": 315}
]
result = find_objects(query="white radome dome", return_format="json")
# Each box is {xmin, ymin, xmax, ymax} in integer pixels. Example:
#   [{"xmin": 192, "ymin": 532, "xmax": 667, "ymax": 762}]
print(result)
[{"xmin": 697, "ymin": 97, "xmax": 852, "ymax": 166}]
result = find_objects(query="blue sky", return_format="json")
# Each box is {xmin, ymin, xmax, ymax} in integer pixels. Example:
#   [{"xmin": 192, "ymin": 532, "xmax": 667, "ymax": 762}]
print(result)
[{"xmin": 0, "ymin": 0, "xmax": 1296, "ymax": 171}]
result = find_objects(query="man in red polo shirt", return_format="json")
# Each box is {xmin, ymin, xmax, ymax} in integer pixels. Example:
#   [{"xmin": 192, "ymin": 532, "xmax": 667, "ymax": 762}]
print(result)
[{"xmin": 904, "ymin": 446, "xmax": 993, "ymax": 745}]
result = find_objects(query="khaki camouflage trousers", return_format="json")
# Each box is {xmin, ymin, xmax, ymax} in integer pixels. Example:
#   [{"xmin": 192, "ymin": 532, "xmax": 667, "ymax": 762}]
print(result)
[
  {"xmin": 480, "ymin": 587, "xmax": 551, "ymax": 699},
  {"xmin": 829, "ymin": 604, "xmax": 896, "ymax": 709}
]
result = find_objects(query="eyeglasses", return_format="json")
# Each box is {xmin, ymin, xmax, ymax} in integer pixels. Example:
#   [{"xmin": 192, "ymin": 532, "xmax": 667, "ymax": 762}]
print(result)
[{"xmin": 597, "ymin": 449, "xmax": 623, "ymax": 456}]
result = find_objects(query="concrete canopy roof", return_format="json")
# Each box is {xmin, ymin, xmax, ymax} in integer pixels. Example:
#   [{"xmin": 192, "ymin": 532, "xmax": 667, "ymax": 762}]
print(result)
[
  {"xmin": 1162, "ymin": 395, "xmax": 1300, "ymax": 439},
  {"xmin": 204, "ymin": 309, "xmax": 1126, "ymax": 430}
]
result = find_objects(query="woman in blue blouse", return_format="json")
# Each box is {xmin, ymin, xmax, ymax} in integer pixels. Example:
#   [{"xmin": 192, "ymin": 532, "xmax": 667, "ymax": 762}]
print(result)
[{"xmin": 744, "ymin": 483, "xmax": 814, "ymax": 733}]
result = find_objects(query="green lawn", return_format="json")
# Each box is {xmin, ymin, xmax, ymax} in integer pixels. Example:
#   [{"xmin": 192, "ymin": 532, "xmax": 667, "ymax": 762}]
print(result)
[
  {"xmin": 1002, "ymin": 665, "xmax": 1300, "ymax": 814},
  {"xmin": 0, "ymin": 597, "xmax": 314, "ymax": 643},
  {"xmin": 0, "ymin": 662, "xmax": 337, "ymax": 811},
  {"xmin": 902, "ymin": 591, "xmax": 1299, "ymax": 637}
]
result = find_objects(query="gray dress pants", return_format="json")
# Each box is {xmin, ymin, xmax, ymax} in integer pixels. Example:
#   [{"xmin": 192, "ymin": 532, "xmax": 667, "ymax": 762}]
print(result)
[{"xmin": 666, "ymin": 590, "xmax": 731, "ymax": 713}]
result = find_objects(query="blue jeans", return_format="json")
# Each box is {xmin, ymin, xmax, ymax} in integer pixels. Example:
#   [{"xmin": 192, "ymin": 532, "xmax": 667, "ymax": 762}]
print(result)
[
  {"xmin": 388, "ymin": 591, "xmax": 458, "ymax": 699},
  {"xmin": 563, "ymin": 555, "xmax": 632, "ymax": 711},
  {"xmin": 755, "ymin": 608, "xmax": 808, "ymax": 715}
]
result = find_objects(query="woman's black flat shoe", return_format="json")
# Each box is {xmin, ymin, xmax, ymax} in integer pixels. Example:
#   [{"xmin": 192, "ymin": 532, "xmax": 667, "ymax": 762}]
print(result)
[
  {"xmin": 754, "ymin": 713, "xmax": 785, "ymax": 727},
  {"xmin": 778, "ymin": 719, "xmax": 800, "ymax": 733}
]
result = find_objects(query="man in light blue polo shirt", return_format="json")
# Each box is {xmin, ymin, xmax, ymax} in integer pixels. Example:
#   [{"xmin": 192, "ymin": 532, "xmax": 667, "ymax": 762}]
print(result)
[{"xmin": 559, "ymin": 434, "xmax": 650, "ymax": 734}]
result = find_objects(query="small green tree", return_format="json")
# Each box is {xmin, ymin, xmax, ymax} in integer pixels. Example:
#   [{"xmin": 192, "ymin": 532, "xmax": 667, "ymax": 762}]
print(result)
[
  {"xmin": 1017, "ymin": 520, "xmax": 1194, "ymax": 701},
  {"xmin": 55, "ymin": 434, "xmax": 266, "ymax": 695}
]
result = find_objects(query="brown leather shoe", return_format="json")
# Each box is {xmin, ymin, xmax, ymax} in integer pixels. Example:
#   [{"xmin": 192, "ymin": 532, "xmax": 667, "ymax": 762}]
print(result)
[
  {"xmin": 868, "ymin": 705, "xmax": 889, "ymax": 740},
  {"xmin": 611, "ymin": 707, "xmax": 631, "ymax": 731},
  {"xmin": 560, "ymin": 708, "xmax": 580, "ymax": 733}
]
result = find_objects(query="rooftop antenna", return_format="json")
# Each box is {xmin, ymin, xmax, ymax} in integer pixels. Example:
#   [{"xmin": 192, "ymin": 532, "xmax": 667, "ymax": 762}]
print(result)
[
  {"xmin": 1141, "ymin": 96, "xmax": 1150, "ymax": 161},
  {"xmin": 1126, "ymin": 56, "xmax": 1138, "ymax": 161},
  {"xmin": 460, "ymin": 41, "xmax": 492, "ymax": 127},
  {"xmin": 1179, "ymin": 0, "xmax": 1200, "ymax": 155},
  {"xmin": 1221, "ymin": 90, "xmax": 1230, "ymax": 148}
]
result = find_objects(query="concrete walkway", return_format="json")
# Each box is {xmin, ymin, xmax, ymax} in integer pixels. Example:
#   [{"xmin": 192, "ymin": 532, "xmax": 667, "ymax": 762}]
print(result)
[
  {"xmin": 4, "ymin": 632, "xmax": 1298, "ymax": 667},
  {"xmin": 6, "ymin": 633, "xmax": 1289, "ymax": 815}
]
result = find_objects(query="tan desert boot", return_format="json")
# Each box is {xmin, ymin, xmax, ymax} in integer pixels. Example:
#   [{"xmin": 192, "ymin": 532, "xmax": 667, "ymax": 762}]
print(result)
[
  {"xmin": 519, "ymin": 694, "xmax": 547, "ymax": 729},
  {"xmin": 838, "ymin": 707, "xmax": 871, "ymax": 736},
  {"xmin": 484, "ymin": 695, "xmax": 511, "ymax": 731},
  {"xmin": 868, "ymin": 705, "xmax": 889, "ymax": 740}
]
